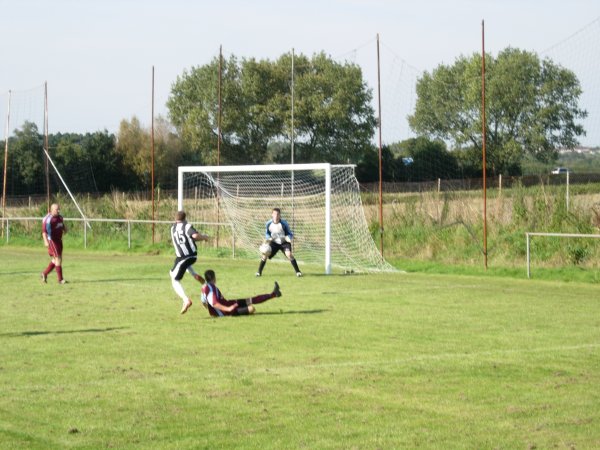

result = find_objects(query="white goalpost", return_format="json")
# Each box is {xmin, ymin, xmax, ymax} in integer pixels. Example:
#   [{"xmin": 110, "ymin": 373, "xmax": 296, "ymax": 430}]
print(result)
[{"xmin": 178, "ymin": 163, "xmax": 395, "ymax": 274}]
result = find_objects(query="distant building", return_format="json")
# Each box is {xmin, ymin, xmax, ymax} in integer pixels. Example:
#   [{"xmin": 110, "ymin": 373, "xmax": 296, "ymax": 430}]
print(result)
[{"xmin": 558, "ymin": 146, "xmax": 600, "ymax": 154}]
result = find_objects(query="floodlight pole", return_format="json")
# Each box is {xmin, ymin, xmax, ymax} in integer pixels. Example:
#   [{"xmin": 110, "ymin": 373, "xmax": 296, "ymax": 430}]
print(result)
[{"xmin": 481, "ymin": 20, "xmax": 488, "ymax": 270}]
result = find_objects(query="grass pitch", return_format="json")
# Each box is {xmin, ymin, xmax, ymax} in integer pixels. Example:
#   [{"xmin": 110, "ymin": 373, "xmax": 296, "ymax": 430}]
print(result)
[{"xmin": 1, "ymin": 246, "xmax": 599, "ymax": 449}]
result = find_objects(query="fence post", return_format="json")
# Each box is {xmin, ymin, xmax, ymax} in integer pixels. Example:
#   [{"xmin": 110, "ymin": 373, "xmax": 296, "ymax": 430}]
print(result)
[
  {"xmin": 499, "ymin": 174, "xmax": 502, "ymax": 196},
  {"xmin": 128, "ymin": 221, "xmax": 131, "ymax": 249},
  {"xmin": 526, "ymin": 233, "xmax": 531, "ymax": 279},
  {"xmin": 6, "ymin": 219, "xmax": 9, "ymax": 243},
  {"xmin": 231, "ymin": 225, "xmax": 236, "ymax": 259},
  {"xmin": 566, "ymin": 171, "xmax": 570, "ymax": 212},
  {"xmin": 84, "ymin": 221, "xmax": 87, "ymax": 249}
]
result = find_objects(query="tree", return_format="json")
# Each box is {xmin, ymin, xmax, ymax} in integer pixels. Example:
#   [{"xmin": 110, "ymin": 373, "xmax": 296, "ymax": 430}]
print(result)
[
  {"xmin": 402, "ymin": 137, "xmax": 459, "ymax": 181},
  {"xmin": 153, "ymin": 116, "xmax": 197, "ymax": 188},
  {"xmin": 9, "ymin": 122, "xmax": 44, "ymax": 193},
  {"xmin": 285, "ymin": 52, "xmax": 377, "ymax": 163},
  {"xmin": 50, "ymin": 131, "xmax": 125, "ymax": 192},
  {"xmin": 167, "ymin": 52, "xmax": 377, "ymax": 165},
  {"xmin": 115, "ymin": 116, "xmax": 151, "ymax": 188},
  {"xmin": 355, "ymin": 145, "xmax": 401, "ymax": 182},
  {"xmin": 408, "ymin": 48, "xmax": 587, "ymax": 175}
]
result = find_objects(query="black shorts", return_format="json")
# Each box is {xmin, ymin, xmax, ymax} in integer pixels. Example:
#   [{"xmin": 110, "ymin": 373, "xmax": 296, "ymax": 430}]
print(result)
[
  {"xmin": 268, "ymin": 241, "xmax": 292, "ymax": 259},
  {"xmin": 231, "ymin": 299, "xmax": 250, "ymax": 316},
  {"xmin": 170, "ymin": 256, "xmax": 197, "ymax": 281}
]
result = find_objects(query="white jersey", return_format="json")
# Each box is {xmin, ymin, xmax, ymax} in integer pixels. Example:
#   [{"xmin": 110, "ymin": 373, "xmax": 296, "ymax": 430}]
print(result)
[
  {"xmin": 268, "ymin": 222, "xmax": 286, "ymax": 244},
  {"xmin": 170, "ymin": 221, "xmax": 197, "ymax": 257}
]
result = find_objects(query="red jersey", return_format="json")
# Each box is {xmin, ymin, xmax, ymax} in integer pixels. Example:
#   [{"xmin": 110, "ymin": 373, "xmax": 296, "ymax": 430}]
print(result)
[
  {"xmin": 201, "ymin": 283, "xmax": 237, "ymax": 317},
  {"xmin": 42, "ymin": 213, "xmax": 65, "ymax": 242}
]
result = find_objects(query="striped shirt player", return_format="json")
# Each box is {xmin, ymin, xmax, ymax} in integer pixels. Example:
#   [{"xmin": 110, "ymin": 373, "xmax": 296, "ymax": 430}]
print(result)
[
  {"xmin": 256, "ymin": 207, "xmax": 302, "ymax": 277},
  {"xmin": 41, "ymin": 203, "xmax": 68, "ymax": 284},
  {"xmin": 169, "ymin": 211, "xmax": 209, "ymax": 314},
  {"xmin": 200, "ymin": 269, "xmax": 281, "ymax": 317}
]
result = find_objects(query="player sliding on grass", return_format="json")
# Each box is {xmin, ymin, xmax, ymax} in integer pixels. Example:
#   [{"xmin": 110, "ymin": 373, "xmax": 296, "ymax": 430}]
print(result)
[
  {"xmin": 169, "ymin": 211, "xmax": 209, "ymax": 314},
  {"xmin": 256, "ymin": 207, "xmax": 302, "ymax": 277},
  {"xmin": 41, "ymin": 203, "xmax": 68, "ymax": 284},
  {"xmin": 201, "ymin": 269, "xmax": 282, "ymax": 317}
]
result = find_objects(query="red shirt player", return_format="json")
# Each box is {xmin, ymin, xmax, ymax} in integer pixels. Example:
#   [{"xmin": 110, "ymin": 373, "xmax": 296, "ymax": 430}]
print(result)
[
  {"xmin": 200, "ymin": 269, "xmax": 282, "ymax": 317},
  {"xmin": 41, "ymin": 203, "xmax": 67, "ymax": 284}
]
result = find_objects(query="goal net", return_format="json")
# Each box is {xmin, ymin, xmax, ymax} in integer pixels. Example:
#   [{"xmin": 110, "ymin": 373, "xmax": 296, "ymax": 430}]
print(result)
[{"xmin": 178, "ymin": 163, "xmax": 395, "ymax": 274}]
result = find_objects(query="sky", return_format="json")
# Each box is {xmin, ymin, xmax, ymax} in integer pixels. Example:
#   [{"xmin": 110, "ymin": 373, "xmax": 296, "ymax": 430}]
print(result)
[{"xmin": 1, "ymin": 0, "xmax": 600, "ymax": 144}]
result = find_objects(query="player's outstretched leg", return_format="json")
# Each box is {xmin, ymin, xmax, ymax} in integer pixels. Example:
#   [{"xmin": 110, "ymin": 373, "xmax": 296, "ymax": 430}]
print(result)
[
  {"xmin": 248, "ymin": 282, "xmax": 282, "ymax": 305},
  {"xmin": 273, "ymin": 281, "xmax": 282, "ymax": 297}
]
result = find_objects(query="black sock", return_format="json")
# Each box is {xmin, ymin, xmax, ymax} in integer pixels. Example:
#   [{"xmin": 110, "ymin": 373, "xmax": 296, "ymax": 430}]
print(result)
[
  {"xmin": 257, "ymin": 259, "xmax": 266, "ymax": 275},
  {"xmin": 291, "ymin": 258, "xmax": 300, "ymax": 273}
]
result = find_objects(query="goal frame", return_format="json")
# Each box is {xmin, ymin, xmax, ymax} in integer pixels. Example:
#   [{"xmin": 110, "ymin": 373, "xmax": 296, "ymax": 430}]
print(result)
[{"xmin": 178, "ymin": 163, "xmax": 335, "ymax": 274}]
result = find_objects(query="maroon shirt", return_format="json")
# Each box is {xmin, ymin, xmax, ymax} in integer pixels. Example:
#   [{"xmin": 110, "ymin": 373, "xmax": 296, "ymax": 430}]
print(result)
[{"xmin": 42, "ymin": 213, "xmax": 65, "ymax": 242}]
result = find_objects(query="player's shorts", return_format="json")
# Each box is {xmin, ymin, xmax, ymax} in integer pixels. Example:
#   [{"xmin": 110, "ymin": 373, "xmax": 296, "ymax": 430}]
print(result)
[
  {"xmin": 231, "ymin": 299, "xmax": 251, "ymax": 316},
  {"xmin": 268, "ymin": 241, "xmax": 292, "ymax": 259},
  {"xmin": 48, "ymin": 240, "xmax": 63, "ymax": 258},
  {"xmin": 170, "ymin": 256, "xmax": 197, "ymax": 281},
  {"xmin": 208, "ymin": 299, "xmax": 250, "ymax": 317}
]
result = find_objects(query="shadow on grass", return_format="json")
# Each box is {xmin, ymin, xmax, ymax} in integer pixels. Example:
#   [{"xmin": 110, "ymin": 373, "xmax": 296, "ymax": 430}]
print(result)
[
  {"xmin": 1, "ymin": 326, "xmax": 127, "ymax": 338},
  {"xmin": 76, "ymin": 278, "xmax": 166, "ymax": 283},
  {"xmin": 200, "ymin": 309, "xmax": 328, "ymax": 318},
  {"xmin": 253, "ymin": 309, "xmax": 328, "ymax": 316}
]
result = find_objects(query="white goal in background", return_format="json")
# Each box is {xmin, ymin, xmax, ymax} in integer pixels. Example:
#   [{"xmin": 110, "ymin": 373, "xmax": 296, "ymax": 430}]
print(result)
[{"xmin": 178, "ymin": 163, "xmax": 394, "ymax": 274}]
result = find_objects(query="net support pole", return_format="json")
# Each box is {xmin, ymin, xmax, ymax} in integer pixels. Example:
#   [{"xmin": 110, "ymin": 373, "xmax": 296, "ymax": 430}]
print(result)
[
  {"xmin": 481, "ymin": 20, "xmax": 488, "ymax": 270},
  {"xmin": 376, "ymin": 33, "xmax": 384, "ymax": 259},
  {"xmin": 2, "ymin": 90, "xmax": 10, "ymax": 236},
  {"xmin": 43, "ymin": 148, "xmax": 90, "ymax": 229},
  {"xmin": 177, "ymin": 166, "xmax": 184, "ymax": 211},
  {"xmin": 324, "ymin": 163, "xmax": 332, "ymax": 274},
  {"xmin": 44, "ymin": 82, "xmax": 50, "ymax": 213},
  {"xmin": 151, "ymin": 66, "xmax": 155, "ymax": 243}
]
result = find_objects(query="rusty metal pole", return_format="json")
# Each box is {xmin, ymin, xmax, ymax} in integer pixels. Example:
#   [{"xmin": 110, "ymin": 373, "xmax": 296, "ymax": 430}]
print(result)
[
  {"xmin": 151, "ymin": 66, "xmax": 155, "ymax": 243},
  {"xmin": 481, "ymin": 20, "xmax": 488, "ymax": 270}
]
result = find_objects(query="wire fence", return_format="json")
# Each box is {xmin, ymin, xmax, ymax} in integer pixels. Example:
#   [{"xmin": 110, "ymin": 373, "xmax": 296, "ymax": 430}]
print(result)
[{"xmin": 1, "ymin": 217, "xmax": 236, "ymax": 256}]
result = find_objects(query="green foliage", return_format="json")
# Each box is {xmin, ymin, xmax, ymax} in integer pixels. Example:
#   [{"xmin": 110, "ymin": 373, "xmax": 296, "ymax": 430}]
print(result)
[
  {"xmin": 409, "ymin": 48, "xmax": 587, "ymax": 175},
  {"xmin": 356, "ymin": 137, "xmax": 461, "ymax": 182},
  {"xmin": 167, "ymin": 52, "xmax": 377, "ymax": 165}
]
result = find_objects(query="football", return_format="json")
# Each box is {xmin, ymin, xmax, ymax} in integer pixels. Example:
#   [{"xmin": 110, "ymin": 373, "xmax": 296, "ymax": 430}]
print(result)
[{"xmin": 259, "ymin": 242, "xmax": 272, "ymax": 256}]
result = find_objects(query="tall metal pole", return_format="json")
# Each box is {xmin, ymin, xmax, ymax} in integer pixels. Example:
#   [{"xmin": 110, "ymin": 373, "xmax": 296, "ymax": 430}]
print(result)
[
  {"xmin": 481, "ymin": 20, "xmax": 488, "ymax": 270},
  {"xmin": 291, "ymin": 48, "xmax": 295, "ymax": 166},
  {"xmin": 217, "ymin": 46, "xmax": 222, "ymax": 168},
  {"xmin": 44, "ymin": 82, "xmax": 50, "ymax": 212},
  {"xmin": 376, "ymin": 34, "xmax": 384, "ymax": 258},
  {"xmin": 216, "ymin": 46, "xmax": 223, "ymax": 249},
  {"xmin": 151, "ymin": 66, "xmax": 155, "ymax": 243},
  {"xmin": 2, "ymin": 90, "xmax": 11, "ymax": 235},
  {"xmin": 291, "ymin": 48, "xmax": 295, "ymax": 240}
]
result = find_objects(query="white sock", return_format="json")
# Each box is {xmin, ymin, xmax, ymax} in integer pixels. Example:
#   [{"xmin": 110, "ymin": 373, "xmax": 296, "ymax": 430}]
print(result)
[{"xmin": 171, "ymin": 279, "xmax": 188, "ymax": 302}]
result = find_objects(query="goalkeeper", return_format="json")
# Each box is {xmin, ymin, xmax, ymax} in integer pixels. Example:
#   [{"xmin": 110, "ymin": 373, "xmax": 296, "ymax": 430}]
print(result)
[{"xmin": 256, "ymin": 207, "xmax": 302, "ymax": 277}]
